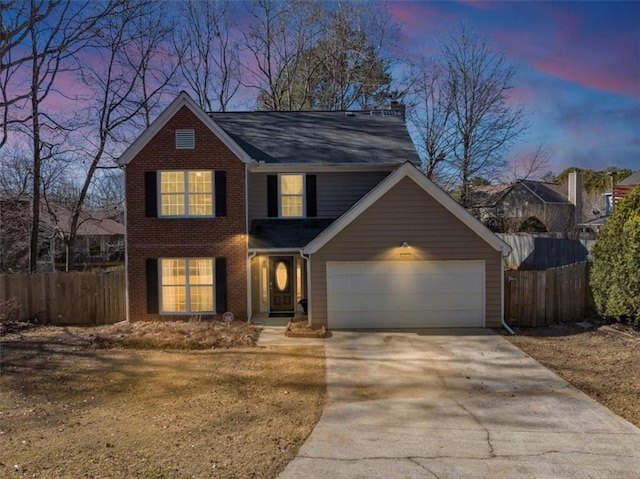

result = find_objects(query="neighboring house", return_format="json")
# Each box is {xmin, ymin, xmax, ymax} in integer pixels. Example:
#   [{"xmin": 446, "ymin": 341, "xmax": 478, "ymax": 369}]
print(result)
[
  {"xmin": 613, "ymin": 170, "xmax": 639, "ymax": 204},
  {"xmin": 117, "ymin": 93, "xmax": 510, "ymax": 329},
  {"xmin": 579, "ymin": 170, "xmax": 639, "ymax": 233},
  {"xmin": 468, "ymin": 173, "xmax": 583, "ymax": 234},
  {"xmin": 0, "ymin": 197, "xmax": 124, "ymax": 272}
]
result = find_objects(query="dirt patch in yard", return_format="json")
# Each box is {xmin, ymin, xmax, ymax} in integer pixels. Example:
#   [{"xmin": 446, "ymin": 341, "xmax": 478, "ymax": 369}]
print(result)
[
  {"xmin": 503, "ymin": 320, "xmax": 640, "ymax": 428},
  {"xmin": 0, "ymin": 324, "xmax": 325, "ymax": 478}
]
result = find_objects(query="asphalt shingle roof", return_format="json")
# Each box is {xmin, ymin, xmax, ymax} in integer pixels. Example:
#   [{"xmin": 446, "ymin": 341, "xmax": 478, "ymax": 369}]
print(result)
[
  {"xmin": 520, "ymin": 181, "xmax": 569, "ymax": 203},
  {"xmin": 618, "ymin": 170, "xmax": 640, "ymax": 185},
  {"xmin": 210, "ymin": 111, "xmax": 420, "ymax": 165},
  {"xmin": 249, "ymin": 219, "xmax": 336, "ymax": 249}
]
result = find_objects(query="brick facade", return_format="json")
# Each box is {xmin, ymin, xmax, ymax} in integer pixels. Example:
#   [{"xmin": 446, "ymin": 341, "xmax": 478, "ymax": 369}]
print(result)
[{"xmin": 125, "ymin": 106, "xmax": 247, "ymax": 321}]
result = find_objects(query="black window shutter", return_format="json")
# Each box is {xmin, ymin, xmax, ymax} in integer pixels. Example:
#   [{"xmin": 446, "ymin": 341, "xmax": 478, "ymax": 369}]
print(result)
[
  {"xmin": 215, "ymin": 257, "xmax": 227, "ymax": 313},
  {"xmin": 306, "ymin": 175, "xmax": 317, "ymax": 217},
  {"xmin": 146, "ymin": 259, "xmax": 159, "ymax": 314},
  {"xmin": 267, "ymin": 175, "xmax": 278, "ymax": 217},
  {"xmin": 215, "ymin": 171, "xmax": 227, "ymax": 217},
  {"xmin": 145, "ymin": 172, "xmax": 158, "ymax": 217}
]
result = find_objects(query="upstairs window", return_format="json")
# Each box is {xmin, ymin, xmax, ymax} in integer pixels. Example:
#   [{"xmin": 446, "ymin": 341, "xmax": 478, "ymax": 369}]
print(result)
[
  {"xmin": 176, "ymin": 129, "xmax": 195, "ymax": 149},
  {"xmin": 280, "ymin": 174, "xmax": 304, "ymax": 217},
  {"xmin": 159, "ymin": 171, "xmax": 213, "ymax": 217}
]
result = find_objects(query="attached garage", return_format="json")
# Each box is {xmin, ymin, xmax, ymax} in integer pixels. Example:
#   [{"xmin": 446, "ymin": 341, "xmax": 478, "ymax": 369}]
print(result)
[
  {"xmin": 304, "ymin": 163, "xmax": 511, "ymax": 330},
  {"xmin": 327, "ymin": 261, "xmax": 485, "ymax": 329}
]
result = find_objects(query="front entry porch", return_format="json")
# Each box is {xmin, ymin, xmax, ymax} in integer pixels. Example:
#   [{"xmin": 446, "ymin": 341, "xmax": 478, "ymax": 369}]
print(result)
[{"xmin": 249, "ymin": 252, "xmax": 308, "ymax": 322}]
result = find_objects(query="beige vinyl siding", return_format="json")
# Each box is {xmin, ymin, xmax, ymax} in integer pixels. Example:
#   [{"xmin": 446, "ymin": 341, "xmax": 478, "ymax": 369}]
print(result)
[
  {"xmin": 316, "ymin": 171, "xmax": 390, "ymax": 218},
  {"xmin": 310, "ymin": 177, "xmax": 503, "ymax": 328},
  {"xmin": 248, "ymin": 171, "xmax": 390, "ymax": 221}
]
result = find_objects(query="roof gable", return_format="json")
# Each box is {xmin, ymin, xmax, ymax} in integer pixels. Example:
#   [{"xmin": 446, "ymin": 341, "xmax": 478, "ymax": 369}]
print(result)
[
  {"xmin": 117, "ymin": 92, "xmax": 251, "ymax": 166},
  {"xmin": 304, "ymin": 163, "xmax": 511, "ymax": 255}
]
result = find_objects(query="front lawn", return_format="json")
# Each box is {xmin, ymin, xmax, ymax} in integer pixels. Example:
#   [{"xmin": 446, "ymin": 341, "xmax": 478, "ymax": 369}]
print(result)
[
  {"xmin": 0, "ymin": 323, "xmax": 326, "ymax": 478},
  {"xmin": 504, "ymin": 320, "xmax": 640, "ymax": 428}
]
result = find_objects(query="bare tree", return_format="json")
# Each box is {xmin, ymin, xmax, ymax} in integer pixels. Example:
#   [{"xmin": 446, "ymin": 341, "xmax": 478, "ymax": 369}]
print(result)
[
  {"xmin": 244, "ymin": 0, "xmax": 323, "ymax": 111},
  {"xmin": 62, "ymin": 0, "xmax": 172, "ymax": 270},
  {"xmin": 0, "ymin": 0, "xmax": 55, "ymax": 149},
  {"xmin": 124, "ymin": 1, "xmax": 178, "ymax": 127},
  {"xmin": 3, "ymin": 0, "xmax": 117, "ymax": 271},
  {"xmin": 311, "ymin": 1, "xmax": 398, "ymax": 111},
  {"xmin": 177, "ymin": 0, "xmax": 242, "ymax": 112},
  {"xmin": 406, "ymin": 55, "xmax": 455, "ymax": 183},
  {"xmin": 442, "ymin": 26, "xmax": 527, "ymax": 207},
  {"xmin": 505, "ymin": 144, "xmax": 551, "ymax": 182}
]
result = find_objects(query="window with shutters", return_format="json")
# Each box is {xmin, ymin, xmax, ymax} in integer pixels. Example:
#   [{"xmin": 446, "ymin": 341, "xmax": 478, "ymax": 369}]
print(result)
[
  {"xmin": 175, "ymin": 129, "xmax": 195, "ymax": 149},
  {"xmin": 159, "ymin": 171, "xmax": 213, "ymax": 217},
  {"xmin": 160, "ymin": 258, "xmax": 214, "ymax": 313},
  {"xmin": 280, "ymin": 174, "xmax": 304, "ymax": 217}
]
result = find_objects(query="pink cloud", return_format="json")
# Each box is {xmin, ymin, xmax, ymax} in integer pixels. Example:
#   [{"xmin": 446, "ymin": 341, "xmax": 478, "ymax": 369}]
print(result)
[
  {"xmin": 455, "ymin": 1, "xmax": 498, "ymax": 11},
  {"xmin": 491, "ymin": 5, "xmax": 640, "ymax": 99}
]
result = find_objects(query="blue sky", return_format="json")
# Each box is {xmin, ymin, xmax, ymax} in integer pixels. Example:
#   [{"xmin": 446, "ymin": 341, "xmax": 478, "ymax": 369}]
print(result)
[{"xmin": 390, "ymin": 0, "xmax": 640, "ymax": 173}]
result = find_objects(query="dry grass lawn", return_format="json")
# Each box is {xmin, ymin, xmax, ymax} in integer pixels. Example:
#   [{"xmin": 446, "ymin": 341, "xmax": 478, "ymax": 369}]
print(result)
[
  {"xmin": 0, "ymin": 322, "xmax": 326, "ymax": 479},
  {"xmin": 504, "ymin": 321, "xmax": 640, "ymax": 428}
]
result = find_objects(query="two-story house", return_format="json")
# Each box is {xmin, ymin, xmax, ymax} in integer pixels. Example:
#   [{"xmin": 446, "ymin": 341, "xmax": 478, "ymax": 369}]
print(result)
[
  {"xmin": 118, "ymin": 93, "xmax": 510, "ymax": 329},
  {"xmin": 468, "ymin": 173, "xmax": 584, "ymax": 234}
]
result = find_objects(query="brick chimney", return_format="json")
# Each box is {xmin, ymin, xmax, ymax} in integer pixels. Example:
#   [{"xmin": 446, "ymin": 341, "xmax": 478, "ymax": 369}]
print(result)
[
  {"xmin": 568, "ymin": 171, "xmax": 583, "ymax": 226},
  {"xmin": 389, "ymin": 101, "xmax": 405, "ymax": 121}
]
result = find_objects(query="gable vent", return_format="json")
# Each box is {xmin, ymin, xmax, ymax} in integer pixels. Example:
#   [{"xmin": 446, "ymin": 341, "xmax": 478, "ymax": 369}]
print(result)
[{"xmin": 175, "ymin": 129, "xmax": 195, "ymax": 149}]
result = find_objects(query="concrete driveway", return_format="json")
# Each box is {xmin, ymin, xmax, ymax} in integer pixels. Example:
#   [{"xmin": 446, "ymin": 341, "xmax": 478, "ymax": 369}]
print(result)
[{"xmin": 278, "ymin": 329, "xmax": 640, "ymax": 479}]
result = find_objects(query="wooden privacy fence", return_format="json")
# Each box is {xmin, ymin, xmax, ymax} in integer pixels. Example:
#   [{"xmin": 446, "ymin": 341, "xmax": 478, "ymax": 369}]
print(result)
[
  {"xmin": 0, "ymin": 267, "xmax": 125, "ymax": 325},
  {"xmin": 505, "ymin": 261, "xmax": 594, "ymax": 327},
  {"xmin": 498, "ymin": 233, "xmax": 595, "ymax": 270}
]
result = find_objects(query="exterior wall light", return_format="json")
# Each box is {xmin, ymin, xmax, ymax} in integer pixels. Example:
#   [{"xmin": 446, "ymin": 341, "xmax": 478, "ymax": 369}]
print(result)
[{"xmin": 401, "ymin": 242, "xmax": 410, "ymax": 248}]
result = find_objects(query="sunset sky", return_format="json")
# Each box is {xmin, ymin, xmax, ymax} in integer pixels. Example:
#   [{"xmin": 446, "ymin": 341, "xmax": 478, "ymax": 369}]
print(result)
[
  {"xmin": 4, "ymin": 1, "xmax": 639, "ymax": 176},
  {"xmin": 390, "ymin": 0, "xmax": 639, "ymax": 173}
]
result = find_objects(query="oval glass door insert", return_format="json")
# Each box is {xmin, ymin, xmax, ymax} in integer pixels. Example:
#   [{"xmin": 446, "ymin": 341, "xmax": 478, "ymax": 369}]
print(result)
[{"xmin": 275, "ymin": 262, "xmax": 288, "ymax": 291}]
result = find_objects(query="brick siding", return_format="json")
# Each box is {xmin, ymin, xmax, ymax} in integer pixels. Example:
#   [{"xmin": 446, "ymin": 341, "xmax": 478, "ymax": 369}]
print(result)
[{"xmin": 125, "ymin": 106, "xmax": 247, "ymax": 321}]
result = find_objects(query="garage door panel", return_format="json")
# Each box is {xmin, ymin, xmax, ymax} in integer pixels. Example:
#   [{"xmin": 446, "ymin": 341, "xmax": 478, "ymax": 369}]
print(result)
[
  {"xmin": 327, "ymin": 274, "xmax": 481, "ymax": 296},
  {"xmin": 328, "ymin": 292, "xmax": 483, "ymax": 312},
  {"xmin": 327, "ymin": 261, "xmax": 485, "ymax": 329},
  {"xmin": 333, "ymin": 311, "xmax": 482, "ymax": 329}
]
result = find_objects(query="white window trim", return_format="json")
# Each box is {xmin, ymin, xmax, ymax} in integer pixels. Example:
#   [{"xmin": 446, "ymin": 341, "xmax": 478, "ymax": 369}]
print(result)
[
  {"xmin": 159, "ymin": 258, "xmax": 216, "ymax": 315},
  {"xmin": 158, "ymin": 170, "xmax": 215, "ymax": 218},
  {"xmin": 278, "ymin": 173, "xmax": 306, "ymax": 218}
]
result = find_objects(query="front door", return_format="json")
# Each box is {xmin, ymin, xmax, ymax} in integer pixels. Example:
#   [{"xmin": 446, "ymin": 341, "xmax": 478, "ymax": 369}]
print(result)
[{"xmin": 270, "ymin": 256, "xmax": 294, "ymax": 312}]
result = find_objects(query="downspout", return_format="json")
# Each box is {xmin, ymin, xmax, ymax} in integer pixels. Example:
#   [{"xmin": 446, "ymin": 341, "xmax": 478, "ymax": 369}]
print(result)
[
  {"xmin": 501, "ymin": 251, "xmax": 515, "ymax": 335},
  {"xmin": 299, "ymin": 249, "xmax": 311, "ymax": 327}
]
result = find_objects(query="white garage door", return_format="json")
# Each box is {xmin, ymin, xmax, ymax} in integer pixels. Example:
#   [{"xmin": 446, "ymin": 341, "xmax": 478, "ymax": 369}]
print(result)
[{"xmin": 327, "ymin": 261, "xmax": 485, "ymax": 329}]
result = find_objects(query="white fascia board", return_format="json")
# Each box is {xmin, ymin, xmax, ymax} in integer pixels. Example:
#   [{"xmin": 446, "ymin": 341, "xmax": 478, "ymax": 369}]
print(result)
[
  {"xmin": 304, "ymin": 162, "xmax": 512, "ymax": 256},
  {"xmin": 247, "ymin": 163, "xmax": 401, "ymax": 173},
  {"xmin": 117, "ymin": 92, "xmax": 251, "ymax": 166}
]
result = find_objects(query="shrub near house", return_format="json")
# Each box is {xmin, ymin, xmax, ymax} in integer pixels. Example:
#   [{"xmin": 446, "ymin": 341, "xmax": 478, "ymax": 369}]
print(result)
[{"xmin": 590, "ymin": 185, "xmax": 640, "ymax": 326}]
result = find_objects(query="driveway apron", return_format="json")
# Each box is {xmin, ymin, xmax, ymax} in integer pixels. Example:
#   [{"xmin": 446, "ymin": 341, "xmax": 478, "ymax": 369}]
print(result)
[{"xmin": 278, "ymin": 330, "xmax": 640, "ymax": 479}]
